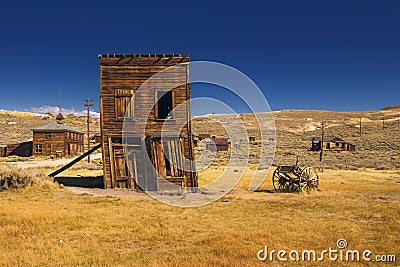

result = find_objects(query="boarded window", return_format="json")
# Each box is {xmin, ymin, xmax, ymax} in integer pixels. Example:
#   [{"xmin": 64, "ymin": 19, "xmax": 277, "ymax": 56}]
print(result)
[
  {"xmin": 35, "ymin": 144, "xmax": 42, "ymax": 153},
  {"xmin": 155, "ymin": 90, "xmax": 174, "ymax": 120},
  {"xmin": 115, "ymin": 89, "xmax": 134, "ymax": 119},
  {"xmin": 151, "ymin": 138, "xmax": 185, "ymax": 178},
  {"xmin": 44, "ymin": 133, "xmax": 51, "ymax": 139}
]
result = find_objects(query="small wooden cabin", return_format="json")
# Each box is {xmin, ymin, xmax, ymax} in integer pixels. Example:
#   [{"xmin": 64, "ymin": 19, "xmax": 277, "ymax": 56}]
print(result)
[
  {"xmin": 99, "ymin": 53, "xmax": 197, "ymax": 191},
  {"xmin": 31, "ymin": 123, "xmax": 84, "ymax": 157},
  {"xmin": 198, "ymin": 133, "xmax": 211, "ymax": 139},
  {"xmin": 206, "ymin": 136, "xmax": 231, "ymax": 152},
  {"xmin": 311, "ymin": 136, "xmax": 355, "ymax": 152}
]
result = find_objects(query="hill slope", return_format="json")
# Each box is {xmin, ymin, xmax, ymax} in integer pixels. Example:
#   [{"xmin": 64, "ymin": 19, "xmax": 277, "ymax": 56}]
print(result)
[
  {"xmin": 192, "ymin": 108, "xmax": 400, "ymax": 169},
  {"xmin": 0, "ymin": 111, "xmax": 100, "ymax": 146},
  {"xmin": 1, "ymin": 108, "xmax": 399, "ymax": 169}
]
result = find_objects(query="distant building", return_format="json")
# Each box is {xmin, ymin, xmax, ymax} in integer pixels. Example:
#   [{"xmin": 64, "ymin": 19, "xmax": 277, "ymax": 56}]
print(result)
[
  {"xmin": 198, "ymin": 133, "xmax": 211, "ymax": 140},
  {"xmin": 31, "ymin": 123, "xmax": 84, "ymax": 157},
  {"xmin": 206, "ymin": 136, "xmax": 231, "ymax": 152},
  {"xmin": 5, "ymin": 141, "xmax": 33, "ymax": 157},
  {"xmin": 311, "ymin": 136, "xmax": 355, "ymax": 152},
  {"xmin": 90, "ymin": 132, "xmax": 102, "ymax": 144},
  {"xmin": 192, "ymin": 133, "xmax": 211, "ymax": 149}
]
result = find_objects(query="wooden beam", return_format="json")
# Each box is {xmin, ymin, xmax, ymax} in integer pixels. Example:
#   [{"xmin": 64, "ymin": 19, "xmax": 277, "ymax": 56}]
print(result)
[
  {"xmin": 108, "ymin": 135, "xmax": 116, "ymax": 188},
  {"xmin": 48, "ymin": 144, "xmax": 101, "ymax": 177}
]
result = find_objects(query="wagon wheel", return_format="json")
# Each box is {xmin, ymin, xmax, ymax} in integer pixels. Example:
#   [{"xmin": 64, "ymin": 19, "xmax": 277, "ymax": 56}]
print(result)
[
  {"xmin": 272, "ymin": 168, "xmax": 290, "ymax": 192},
  {"xmin": 299, "ymin": 167, "xmax": 319, "ymax": 192}
]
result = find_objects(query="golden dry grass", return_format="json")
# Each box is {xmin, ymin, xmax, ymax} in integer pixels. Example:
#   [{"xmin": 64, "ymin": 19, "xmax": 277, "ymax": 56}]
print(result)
[{"xmin": 0, "ymin": 167, "xmax": 398, "ymax": 266}]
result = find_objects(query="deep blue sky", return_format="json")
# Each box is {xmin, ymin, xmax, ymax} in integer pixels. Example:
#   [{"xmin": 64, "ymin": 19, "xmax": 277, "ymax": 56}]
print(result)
[{"xmin": 0, "ymin": 0, "xmax": 399, "ymax": 115}]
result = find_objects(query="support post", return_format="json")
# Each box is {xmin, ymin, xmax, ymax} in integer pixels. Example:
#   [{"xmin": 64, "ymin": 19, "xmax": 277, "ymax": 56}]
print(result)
[
  {"xmin": 319, "ymin": 122, "xmax": 324, "ymax": 162},
  {"xmin": 84, "ymin": 99, "xmax": 93, "ymax": 163}
]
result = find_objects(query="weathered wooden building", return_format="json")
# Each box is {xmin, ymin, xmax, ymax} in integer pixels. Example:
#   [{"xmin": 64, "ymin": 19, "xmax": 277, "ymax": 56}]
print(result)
[
  {"xmin": 5, "ymin": 141, "xmax": 33, "ymax": 157},
  {"xmin": 206, "ymin": 136, "xmax": 231, "ymax": 152},
  {"xmin": 99, "ymin": 53, "xmax": 197, "ymax": 191},
  {"xmin": 311, "ymin": 136, "xmax": 355, "ymax": 152},
  {"xmin": 32, "ymin": 123, "xmax": 84, "ymax": 157}
]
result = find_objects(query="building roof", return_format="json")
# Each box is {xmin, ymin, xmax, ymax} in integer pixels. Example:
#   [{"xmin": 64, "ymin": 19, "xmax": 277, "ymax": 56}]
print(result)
[
  {"xmin": 31, "ymin": 123, "xmax": 84, "ymax": 134},
  {"xmin": 99, "ymin": 53, "xmax": 189, "ymax": 66},
  {"xmin": 98, "ymin": 53, "xmax": 189, "ymax": 58}
]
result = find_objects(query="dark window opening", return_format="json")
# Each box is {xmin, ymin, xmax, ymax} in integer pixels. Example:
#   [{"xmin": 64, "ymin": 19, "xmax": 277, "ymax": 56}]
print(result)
[
  {"xmin": 156, "ymin": 90, "xmax": 173, "ymax": 120},
  {"xmin": 162, "ymin": 142, "xmax": 172, "ymax": 176},
  {"xmin": 44, "ymin": 133, "xmax": 51, "ymax": 139},
  {"xmin": 326, "ymin": 143, "xmax": 331, "ymax": 149},
  {"xmin": 111, "ymin": 137, "xmax": 122, "ymax": 144}
]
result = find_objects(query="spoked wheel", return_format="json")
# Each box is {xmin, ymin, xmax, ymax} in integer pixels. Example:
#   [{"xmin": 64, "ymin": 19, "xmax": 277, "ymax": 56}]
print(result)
[
  {"xmin": 299, "ymin": 167, "xmax": 319, "ymax": 192},
  {"xmin": 272, "ymin": 168, "xmax": 290, "ymax": 192}
]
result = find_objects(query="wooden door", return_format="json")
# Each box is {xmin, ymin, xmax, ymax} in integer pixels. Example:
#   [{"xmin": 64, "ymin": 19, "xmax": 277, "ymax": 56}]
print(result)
[
  {"xmin": 112, "ymin": 146, "xmax": 131, "ymax": 188},
  {"xmin": 151, "ymin": 138, "xmax": 185, "ymax": 178}
]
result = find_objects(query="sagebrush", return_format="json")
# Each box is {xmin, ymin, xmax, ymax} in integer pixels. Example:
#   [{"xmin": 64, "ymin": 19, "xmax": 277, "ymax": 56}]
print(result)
[{"xmin": 0, "ymin": 164, "xmax": 48, "ymax": 190}]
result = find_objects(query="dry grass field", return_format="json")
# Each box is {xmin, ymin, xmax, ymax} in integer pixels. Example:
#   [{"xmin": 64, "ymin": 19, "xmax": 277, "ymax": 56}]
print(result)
[
  {"xmin": 0, "ymin": 166, "xmax": 399, "ymax": 266},
  {"xmin": 0, "ymin": 108, "xmax": 399, "ymax": 266}
]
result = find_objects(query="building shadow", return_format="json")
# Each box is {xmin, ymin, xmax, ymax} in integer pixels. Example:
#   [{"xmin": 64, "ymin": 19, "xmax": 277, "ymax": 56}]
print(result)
[
  {"xmin": 252, "ymin": 189, "xmax": 276, "ymax": 194},
  {"xmin": 54, "ymin": 176, "xmax": 103, "ymax": 188}
]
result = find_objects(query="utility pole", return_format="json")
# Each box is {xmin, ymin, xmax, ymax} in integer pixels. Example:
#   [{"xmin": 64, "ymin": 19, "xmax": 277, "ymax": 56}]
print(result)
[
  {"xmin": 59, "ymin": 89, "xmax": 62, "ymax": 113},
  {"xmin": 84, "ymin": 99, "xmax": 93, "ymax": 163},
  {"xmin": 359, "ymin": 117, "xmax": 362, "ymax": 137},
  {"xmin": 320, "ymin": 122, "xmax": 324, "ymax": 162},
  {"xmin": 382, "ymin": 118, "xmax": 385, "ymax": 130}
]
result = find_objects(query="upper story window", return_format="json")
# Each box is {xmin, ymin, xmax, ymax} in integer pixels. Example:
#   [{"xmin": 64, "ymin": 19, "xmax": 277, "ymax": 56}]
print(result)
[
  {"xmin": 155, "ymin": 90, "xmax": 174, "ymax": 120},
  {"xmin": 44, "ymin": 133, "xmax": 51, "ymax": 139},
  {"xmin": 115, "ymin": 89, "xmax": 134, "ymax": 119}
]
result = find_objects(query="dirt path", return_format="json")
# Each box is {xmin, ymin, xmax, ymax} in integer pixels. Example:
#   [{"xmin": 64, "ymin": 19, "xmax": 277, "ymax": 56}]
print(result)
[
  {"xmin": 66, "ymin": 186, "xmax": 153, "ymax": 199},
  {"xmin": 10, "ymin": 153, "xmax": 103, "ymax": 169}
]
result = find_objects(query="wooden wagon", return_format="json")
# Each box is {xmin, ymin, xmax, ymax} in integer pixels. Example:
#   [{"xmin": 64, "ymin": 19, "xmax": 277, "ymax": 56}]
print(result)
[{"xmin": 272, "ymin": 159, "xmax": 319, "ymax": 192}]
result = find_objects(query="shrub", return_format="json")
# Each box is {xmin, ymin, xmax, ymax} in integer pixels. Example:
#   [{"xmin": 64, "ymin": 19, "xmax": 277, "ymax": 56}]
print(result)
[{"xmin": 0, "ymin": 164, "xmax": 48, "ymax": 190}]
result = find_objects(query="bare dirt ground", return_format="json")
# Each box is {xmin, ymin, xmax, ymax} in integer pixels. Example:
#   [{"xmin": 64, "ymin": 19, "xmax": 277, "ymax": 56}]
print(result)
[
  {"xmin": 8, "ymin": 153, "xmax": 102, "ymax": 169},
  {"xmin": 66, "ymin": 186, "xmax": 152, "ymax": 199}
]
